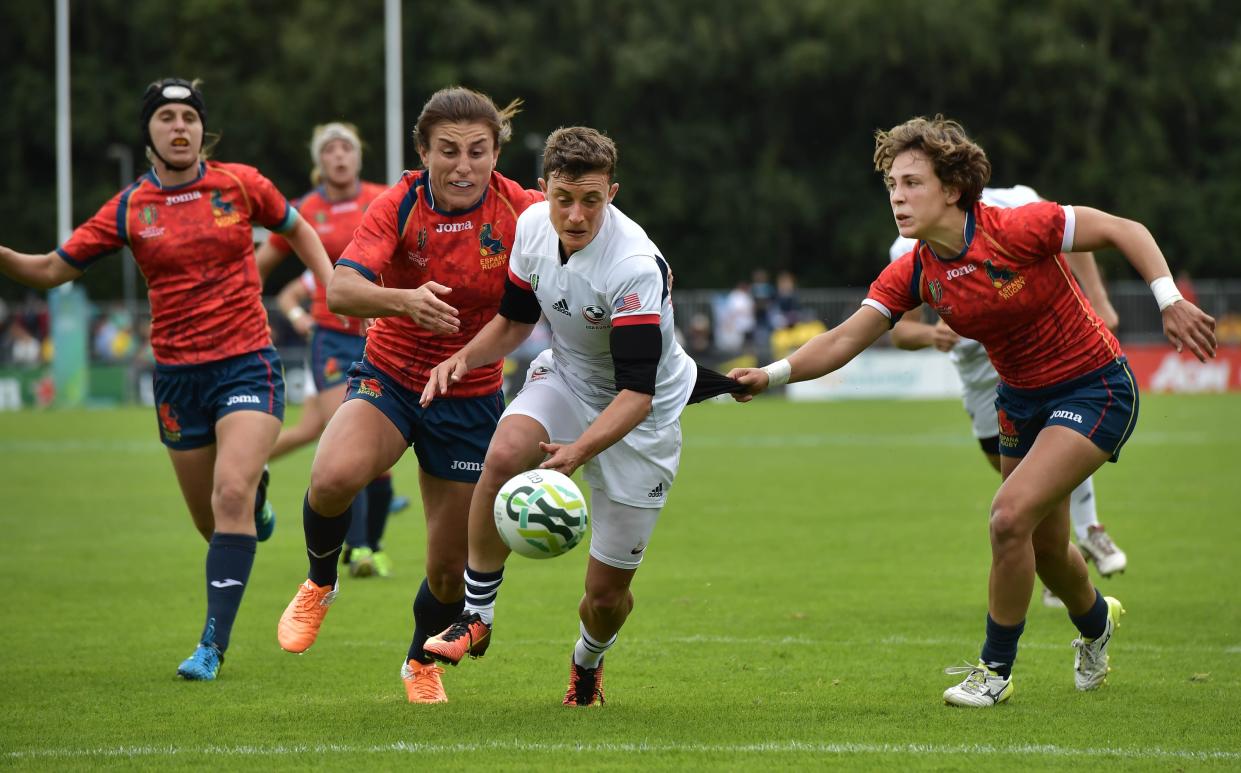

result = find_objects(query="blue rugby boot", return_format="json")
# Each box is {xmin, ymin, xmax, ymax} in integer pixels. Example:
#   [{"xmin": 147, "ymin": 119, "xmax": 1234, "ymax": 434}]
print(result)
[
  {"xmin": 177, "ymin": 621, "xmax": 224, "ymax": 681},
  {"xmin": 254, "ymin": 465, "xmax": 276, "ymax": 542}
]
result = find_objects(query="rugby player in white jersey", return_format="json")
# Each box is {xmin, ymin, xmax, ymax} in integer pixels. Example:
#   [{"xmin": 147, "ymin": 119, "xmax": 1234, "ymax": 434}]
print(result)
[
  {"xmin": 889, "ymin": 185, "xmax": 1129, "ymax": 603},
  {"xmin": 418, "ymin": 126, "xmax": 738, "ymax": 705}
]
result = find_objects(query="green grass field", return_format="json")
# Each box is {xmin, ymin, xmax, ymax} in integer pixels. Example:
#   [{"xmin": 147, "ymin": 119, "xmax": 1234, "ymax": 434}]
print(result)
[{"xmin": 2, "ymin": 395, "xmax": 1239, "ymax": 771}]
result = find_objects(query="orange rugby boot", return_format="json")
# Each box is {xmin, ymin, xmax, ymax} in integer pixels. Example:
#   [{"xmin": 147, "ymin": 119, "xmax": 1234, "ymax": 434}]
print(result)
[
  {"xmin": 401, "ymin": 659, "xmax": 448, "ymax": 703},
  {"xmin": 277, "ymin": 579, "xmax": 337, "ymax": 653},
  {"xmin": 422, "ymin": 612, "xmax": 491, "ymax": 665},
  {"xmin": 563, "ymin": 656, "xmax": 605, "ymax": 707}
]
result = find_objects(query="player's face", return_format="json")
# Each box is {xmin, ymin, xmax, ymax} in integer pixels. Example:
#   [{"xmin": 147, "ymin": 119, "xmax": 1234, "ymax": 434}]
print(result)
[
  {"xmin": 539, "ymin": 171, "xmax": 618, "ymax": 255},
  {"xmin": 320, "ymin": 138, "xmax": 360, "ymax": 188},
  {"xmin": 419, "ymin": 121, "xmax": 499, "ymax": 212},
  {"xmin": 886, "ymin": 150, "xmax": 958, "ymax": 239},
  {"xmin": 148, "ymin": 105, "xmax": 203, "ymax": 168}
]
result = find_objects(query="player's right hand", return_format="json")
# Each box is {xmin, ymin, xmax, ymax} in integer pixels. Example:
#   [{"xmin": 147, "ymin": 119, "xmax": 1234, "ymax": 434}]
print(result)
[
  {"xmin": 420, "ymin": 355, "xmax": 469, "ymax": 406},
  {"xmin": 292, "ymin": 315, "xmax": 314, "ymax": 338},
  {"xmin": 725, "ymin": 367, "xmax": 767, "ymax": 402},
  {"xmin": 405, "ymin": 281, "xmax": 460, "ymax": 335}
]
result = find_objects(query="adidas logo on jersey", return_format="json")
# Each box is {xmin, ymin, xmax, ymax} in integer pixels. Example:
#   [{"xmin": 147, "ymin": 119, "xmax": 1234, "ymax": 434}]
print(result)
[
  {"xmin": 552, "ymin": 298, "xmax": 571, "ymax": 315},
  {"xmin": 647, "ymin": 483, "xmax": 664, "ymax": 499}
]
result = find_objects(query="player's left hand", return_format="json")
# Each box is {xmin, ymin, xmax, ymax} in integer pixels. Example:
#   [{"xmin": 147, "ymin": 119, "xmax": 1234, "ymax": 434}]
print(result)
[
  {"xmin": 538, "ymin": 441, "xmax": 585, "ymax": 476},
  {"xmin": 725, "ymin": 367, "xmax": 768, "ymax": 402},
  {"xmin": 1162, "ymin": 300, "xmax": 1216, "ymax": 362}
]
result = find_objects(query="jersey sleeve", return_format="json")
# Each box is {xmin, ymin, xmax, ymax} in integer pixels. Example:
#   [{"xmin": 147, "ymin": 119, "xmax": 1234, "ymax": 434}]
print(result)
[
  {"xmin": 505, "ymin": 212, "xmax": 536, "ymax": 290},
  {"xmin": 608, "ymin": 254, "xmax": 667, "ymax": 328},
  {"xmin": 238, "ymin": 167, "xmax": 297, "ymax": 234},
  {"xmin": 55, "ymin": 190, "xmax": 128, "ymax": 270},
  {"xmin": 863, "ymin": 251, "xmax": 920, "ymax": 324},
  {"xmin": 337, "ymin": 185, "xmax": 403, "ymax": 282},
  {"xmin": 993, "ymin": 201, "xmax": 1073, "ymax": 262}
]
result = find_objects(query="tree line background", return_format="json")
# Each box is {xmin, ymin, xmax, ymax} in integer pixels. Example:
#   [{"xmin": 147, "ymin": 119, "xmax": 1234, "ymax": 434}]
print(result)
[{"xmin": 3, "ymin": 0, "xmax": 1240, "ymax": 302}]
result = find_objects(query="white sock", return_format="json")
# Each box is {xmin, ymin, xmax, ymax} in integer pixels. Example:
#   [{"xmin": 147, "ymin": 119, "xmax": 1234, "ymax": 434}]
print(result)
[
  {"xmin": 573, "ymin": 621, "xmax": 616, "ymax": 669},
  {"xmin": 462, "ymin": 566, "xmax": 504, "ymax": 626},
  {"xmin": 1069, "ymin": 476, "xmax": 1098, "ymax": 543}
]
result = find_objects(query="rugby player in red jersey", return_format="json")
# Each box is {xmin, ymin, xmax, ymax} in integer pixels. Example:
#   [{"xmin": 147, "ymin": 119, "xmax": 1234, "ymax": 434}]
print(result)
[
  {"xmin": 257, "ymin": 122, "xmax": 398, "ymax": 578},
  {"xmin": 274, "ymin": 87, "xmax": 543, "ymax": 704},
  {"xmin": 729, "ymin": 115, "xmax": 1216, "ymax": 708},
  {"xmin": 0, "ymin": 78, "xmax": 332, "ymax": 681}
]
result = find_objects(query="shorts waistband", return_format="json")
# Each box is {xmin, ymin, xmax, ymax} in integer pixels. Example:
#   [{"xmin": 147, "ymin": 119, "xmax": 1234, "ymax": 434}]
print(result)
[{"xmin": 999, "ymin": 356, "xmax": 1128, "ymax": 398}]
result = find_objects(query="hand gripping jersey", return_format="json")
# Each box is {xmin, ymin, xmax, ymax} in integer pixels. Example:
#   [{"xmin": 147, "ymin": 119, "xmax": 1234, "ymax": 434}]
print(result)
[
  {"xmin": 337, "ymin": 170, "xmax": 542, "ymax": 396},
  {"xmin": 869, "ymin": 200, "xmax": 1121, "ymax": 390},
  {"xmin": 506, "ymin": 201, "xmax": 697, "ymax": 429},
  {"xmin": 887, "ymin": 186, "xmax": 1040, "ymax": 390},
  {"xmin": 268, "ymin": 181, "xmax": 387, "ymax": 336},
  {"xmin": 57, "ymin": 161, "xmax": 297, "ymax": 365}
]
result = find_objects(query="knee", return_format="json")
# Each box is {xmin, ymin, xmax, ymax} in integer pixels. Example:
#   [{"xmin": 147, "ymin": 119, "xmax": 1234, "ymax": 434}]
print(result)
[
  {"xmin": 1031, "ymin": 532, "xmax": 1069, "ymax": 563},
  {"xmin": 309, "ymin": 459, "xmax": 365, "ymax": 514},
  {"xmin": 211, "ymin": 475, "xmax": 252, "ymax": 518},
  {"xmin": 989, "ymin": 493, "xmax": 1035, "ymax": 546},
  {"xmin": 483, "ymin": 434, "xmax": 541, "ymax": 482}
]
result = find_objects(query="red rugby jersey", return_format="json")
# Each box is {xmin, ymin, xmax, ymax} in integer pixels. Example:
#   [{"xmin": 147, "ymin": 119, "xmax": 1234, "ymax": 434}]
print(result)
[
  {"xmin": 337, "ymin": 170, "xmax": 542, "ymax": 396},
  {"xmin": 267, "ymin": 181, "xmax": 386, "ymax": 336},
  {"xmin": 57, "ymin": 161, "xmax": 296, "ymax": 365},
  {"xmin": 867, "ymin": 201, "xmax": 1122, "ymax": 389}
]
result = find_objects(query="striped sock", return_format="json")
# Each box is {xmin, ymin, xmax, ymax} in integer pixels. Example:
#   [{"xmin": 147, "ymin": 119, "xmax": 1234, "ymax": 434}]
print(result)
[
  {"xmin": 573, "ymin": 622, "xmax": 616, "ymax": 669},
  {"xmin": 463, "ymin": 565, "xmax": 504, "ymax": 626}
]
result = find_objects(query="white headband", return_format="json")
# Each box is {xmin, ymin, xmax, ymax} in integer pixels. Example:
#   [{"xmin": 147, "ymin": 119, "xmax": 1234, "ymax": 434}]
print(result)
[{"xmin": 311, "ymin": 122, "xmax": 361, "ymax": 165}]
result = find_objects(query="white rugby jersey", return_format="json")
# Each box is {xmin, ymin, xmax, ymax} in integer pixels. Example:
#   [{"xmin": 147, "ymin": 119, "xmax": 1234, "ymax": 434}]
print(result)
[
  {"xmin": 507, "ymin": 201, "xmax": 696, "ymax": 428},
  {"xmin": 886, "ymin": 186, "xmax": 1042, "ymax": 390}
]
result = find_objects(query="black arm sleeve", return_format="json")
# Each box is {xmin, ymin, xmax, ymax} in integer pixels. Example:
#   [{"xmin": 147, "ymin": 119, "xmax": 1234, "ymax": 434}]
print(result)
[
  {"xmin": 497, "ymin": 276, "xmax": 541, "ymax": 324},
  {"xmin": 610, "ymin": 323, "xmax": 662, "ymax": 395},
  {"xmin": 686, "ymin": 363, "xmax": 745, "ymax": 404}
]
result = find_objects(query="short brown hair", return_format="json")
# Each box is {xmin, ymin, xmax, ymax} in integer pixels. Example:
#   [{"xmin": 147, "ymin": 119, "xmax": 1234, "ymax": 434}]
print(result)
[
  {"xmin": 413, "ymin": 86, "xmax": 521, "ymax": 152},
  {"xmin": 542, "ymin": 126, "xmax": 618, "ymax": 181},
  {"xmin": 873, "ymin": 115, "xmax": 991, "ymax": 211}
]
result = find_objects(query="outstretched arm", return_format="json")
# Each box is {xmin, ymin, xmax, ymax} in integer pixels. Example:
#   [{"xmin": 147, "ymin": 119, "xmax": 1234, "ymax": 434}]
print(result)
[
  {"xmin": 0, "ymin": 246, "xmax": 83, "ymax": 290},
  {"xmin": 420, "ymin": 313, "xmax": 535, "ymax": 405},
  {"xmin": 728, "ymin": 305, "xmax": 890, "ymax": 400},
  {"xmin": 1072, "ymin": 207, "xmax": 1215, "ymax": 360}
]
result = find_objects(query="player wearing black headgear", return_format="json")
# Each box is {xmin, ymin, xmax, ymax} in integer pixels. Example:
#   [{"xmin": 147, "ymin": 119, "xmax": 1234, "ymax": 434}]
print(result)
[{"xmin": 141, "ymin": 78, "xmax": 206, "ymax": 171}]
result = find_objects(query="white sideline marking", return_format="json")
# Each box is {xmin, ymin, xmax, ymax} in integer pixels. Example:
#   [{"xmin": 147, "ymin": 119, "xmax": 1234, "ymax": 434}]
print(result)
[{"xmin": 6, "ymin": 740, "xmax": 1239, "ymax": 762}]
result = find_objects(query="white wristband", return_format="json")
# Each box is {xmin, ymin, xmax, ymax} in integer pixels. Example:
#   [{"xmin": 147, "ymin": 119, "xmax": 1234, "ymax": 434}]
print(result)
[
  {"xmin": 762, "ymin": 359, "xmax": 792, "ymax": 387},
  {"xmin": 286, "ymin": 306, "xmax": 308, "ymax": 323},
  {"xmin": 1150, "ymin": 276, "xmax": 1183, "ymax": 311}
]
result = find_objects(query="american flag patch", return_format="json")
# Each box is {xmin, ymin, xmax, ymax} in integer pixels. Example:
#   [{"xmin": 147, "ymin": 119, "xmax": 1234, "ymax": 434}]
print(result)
[{"xmin": 614, "ymin": 293, "xmax": 641, "ymax": 312}]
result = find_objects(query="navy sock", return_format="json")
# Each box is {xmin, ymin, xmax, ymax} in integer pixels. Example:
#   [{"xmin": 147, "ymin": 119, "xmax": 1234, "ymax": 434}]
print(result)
[
  {"xmin": 344, "ymin": 489, "xmax": 369, "ymax": 550},
  {"xmin": 365, "ymin": 477, "xmax": 394, "ymax": 550},
  {"xmin": 979, "ymin": 614, "xmax": 1025, "ymax": 678},
  {"xmin": 203, "ymin": 532, "xmax": 256, "ymax": 653},
  {"xmin": 408, "ymin": 577, "xmax": 465, "ymax": 663},
  {"xmin": 1070, "ymin": 588, "xmax": 1109, "ymax": 640},
  {"xmin": 303, "ymin": 493, "xmax": 351, "ymax": 587}
]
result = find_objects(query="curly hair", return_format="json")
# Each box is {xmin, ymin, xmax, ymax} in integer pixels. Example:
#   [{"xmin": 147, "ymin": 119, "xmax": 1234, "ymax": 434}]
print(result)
[
  {"xmin": 873, "ymin": 115, "xmax": 991, "ymax": 211},
  {"xmin": 542, "ymin": 126, "xmax": 618, "ymax": 181}
]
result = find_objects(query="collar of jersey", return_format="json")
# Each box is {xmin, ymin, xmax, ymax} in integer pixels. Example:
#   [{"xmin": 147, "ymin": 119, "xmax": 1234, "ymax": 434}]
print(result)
[
  {"xmin": 145, "ymin": 162, "xmax": 206, "ymax": 191},
  {"xmin": 920, "ymin": 207, "xmax": 976, "ymax": 263},
  {"xmin": 418, "ymin": 172, "xmax": 489, "ymax": 217}
]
